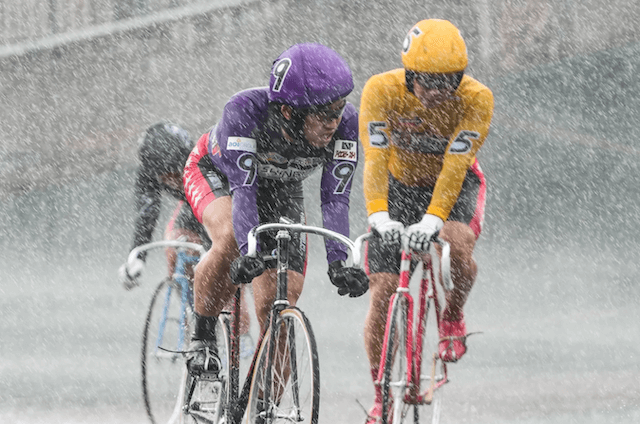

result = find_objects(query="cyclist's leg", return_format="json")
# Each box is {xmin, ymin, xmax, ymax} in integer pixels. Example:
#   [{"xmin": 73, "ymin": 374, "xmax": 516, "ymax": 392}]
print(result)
[
  {"xmin": 363, "ymin": 271, "xmax": 400, "ymax": 422},
  {"xmin": 252, "ymin": 269, "xmax": 305, "ymax": 328},
  {"xmin": 167, "ymin": 199, "xmax": 250, "ymax": 365},
  {"xmin": 436, "ymin": 160, "xmax": 486, "ymax": 361},
  {"xmin": 174, "ymin": 199, "xmax": 254, "ymax": 338},
  {"xmin": 195, "ymin": 196, "xmax": 240, "ymax": 319},
  {"xmin": 182, "ymin": 197, "xmax": 238, "ymax": 375},
  {"xmin": 439, "ymin": 161, "xmax": 485, "ymax": 320},
  {"xmin": 364, "ymin": 229, "xmax": 404, "ymax": 422},
  {"xmin": 239, "ymin": 286, "xmax": 251, "ymax": 334},
  {"xmin": 438, "ymin": 221, "xmax": 477, "ymax": 321},
  {"xmin": 164, "ymin": 202, "xmax": 204, "ymax": 279},
  {"xmin": 252, "ymin": 177, "xmax": 308, "ymax": 328}
]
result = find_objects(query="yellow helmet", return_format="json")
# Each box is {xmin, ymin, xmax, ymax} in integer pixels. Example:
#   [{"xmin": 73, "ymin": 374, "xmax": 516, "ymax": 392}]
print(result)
[{"xmin": 401, "ymin": 19, "xmax": 468, "ymax": 73}]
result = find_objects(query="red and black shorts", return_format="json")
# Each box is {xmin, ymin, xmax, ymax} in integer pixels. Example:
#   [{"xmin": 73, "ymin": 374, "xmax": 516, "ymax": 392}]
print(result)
[{"xmin": 366, "ymin": 160, "xmax": 486, "ymax": 275}]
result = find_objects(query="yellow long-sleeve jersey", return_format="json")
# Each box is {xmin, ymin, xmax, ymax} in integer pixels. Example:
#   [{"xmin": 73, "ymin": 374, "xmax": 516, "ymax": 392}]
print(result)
[{"xmin": 360, "ymin": 68, "xmax": 494, "ymax": 221}]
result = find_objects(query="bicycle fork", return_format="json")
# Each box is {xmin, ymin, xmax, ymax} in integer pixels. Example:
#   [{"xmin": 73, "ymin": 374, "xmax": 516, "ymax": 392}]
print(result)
[{"xmin": 377, "ymin": 250, "xmax": 415, "ymax": 403}]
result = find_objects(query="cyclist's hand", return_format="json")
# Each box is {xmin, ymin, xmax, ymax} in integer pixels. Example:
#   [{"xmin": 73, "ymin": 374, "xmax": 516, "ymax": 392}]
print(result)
[
  {"xmin": 119, "ymin": 257, "xmax": 145, "ymax": 290},
  {"xmin": 230, "ymin": 255, "xmax": 265, "ymax": 285},
  {"xmin": 406, "ymin": 214, "xmax": 444, "ymax": 252},
  {"xmin": 327, "ymin": 260, "xmax": 370, "ymax": 298},
  {"xmin": 368, "ymin": 211, "xmax": 403, "ymax": 244}
]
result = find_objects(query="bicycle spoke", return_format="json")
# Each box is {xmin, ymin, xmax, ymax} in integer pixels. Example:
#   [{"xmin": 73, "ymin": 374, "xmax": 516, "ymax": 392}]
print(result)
[
  {"xmin": 247, "ymin": 308, "xmax": 319, "ymax": 424},
  {"xmin": 142, "ymin": 280, "xmax": 193, "ymax": 424}
]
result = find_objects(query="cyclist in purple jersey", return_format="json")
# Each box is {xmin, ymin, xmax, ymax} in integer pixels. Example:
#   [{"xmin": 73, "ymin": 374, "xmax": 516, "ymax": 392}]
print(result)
[{"xmin": 183, "ymin": 43, "xmax": 369, "ymax": 374}]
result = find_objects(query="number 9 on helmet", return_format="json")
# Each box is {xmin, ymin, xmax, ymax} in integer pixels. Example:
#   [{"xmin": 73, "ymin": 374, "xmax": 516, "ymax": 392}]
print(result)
[{"xmin": 268, "ymin": 43, "xmax": 354, "ymax": 109}]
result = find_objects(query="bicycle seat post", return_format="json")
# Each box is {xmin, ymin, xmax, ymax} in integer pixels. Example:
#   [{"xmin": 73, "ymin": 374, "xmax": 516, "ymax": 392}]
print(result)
[{"xmin": 274, "ymin": 229, "xmax": 291, "ymax": 310}]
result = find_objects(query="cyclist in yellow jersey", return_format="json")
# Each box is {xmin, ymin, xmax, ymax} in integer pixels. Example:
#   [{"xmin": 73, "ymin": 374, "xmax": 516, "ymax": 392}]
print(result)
[{"xmin": 360, "ymin": 19, "xmax": 494, "ymax": 423}]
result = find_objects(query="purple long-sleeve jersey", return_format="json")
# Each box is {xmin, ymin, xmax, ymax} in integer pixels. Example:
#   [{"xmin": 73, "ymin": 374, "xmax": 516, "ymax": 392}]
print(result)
[{"xmin": 206, "ymin": 87, "xmax": 358, "ymax": 264}]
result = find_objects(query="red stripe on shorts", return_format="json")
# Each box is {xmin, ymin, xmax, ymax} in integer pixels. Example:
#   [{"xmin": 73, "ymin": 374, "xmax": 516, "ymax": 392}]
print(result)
[
  {"xmin": 468, "ymin": 159, "xmax": 486, "ymax": 239},
  {"xmin": 183, "ymin": 133, "xmax": 218, "ymax": 223}
]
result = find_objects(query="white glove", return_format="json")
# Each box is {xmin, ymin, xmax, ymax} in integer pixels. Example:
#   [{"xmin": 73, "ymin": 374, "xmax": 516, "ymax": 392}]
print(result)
[
  {"xmin": 368, "ymin": 211, "xmax": 404, "ymax": 244},
  {"xmin": 406, "ymin": 214, "xmax": 444, "ymax": 252},
  {"xmin": 119, "ymin": 257, "xmax": 145, "ymax": 290}
]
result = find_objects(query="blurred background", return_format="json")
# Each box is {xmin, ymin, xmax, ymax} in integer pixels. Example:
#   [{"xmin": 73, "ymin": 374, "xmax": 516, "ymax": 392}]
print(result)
[{"xmin": 1, "ymin": 0, "xmax": 639, "ymax": 423}]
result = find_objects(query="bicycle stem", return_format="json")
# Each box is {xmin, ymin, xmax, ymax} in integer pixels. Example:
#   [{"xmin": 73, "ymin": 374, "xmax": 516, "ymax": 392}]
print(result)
[{"xmin": 274, "ymin": 229, "xmax": 291, "ymax": 309}]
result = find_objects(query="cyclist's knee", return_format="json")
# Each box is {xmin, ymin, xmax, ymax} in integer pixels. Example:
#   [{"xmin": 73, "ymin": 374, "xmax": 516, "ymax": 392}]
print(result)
[
  {"xmin": 285, "ymin": 270, "xmax": 304, "ymax": 303},
  {"xmin": 440, "ymin": 221, "xmax": 476, "ymax": 259},
  {"xmin": 369, "ymin": 272, "xmax": 398, "ymax": 303}
]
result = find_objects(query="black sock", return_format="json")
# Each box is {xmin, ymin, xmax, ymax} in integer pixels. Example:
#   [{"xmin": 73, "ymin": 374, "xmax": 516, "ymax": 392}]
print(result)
[{"xmin": 193, "ymin": 312, "xmax": 218, "ymax": 343}]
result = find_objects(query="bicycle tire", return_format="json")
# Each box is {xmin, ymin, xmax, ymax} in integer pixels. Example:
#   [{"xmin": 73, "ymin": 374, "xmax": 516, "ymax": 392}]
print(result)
[
  {"xmin": 246, "ymin": 307, "xmax": 320, "ymax": 424},
  {"xmin": 412, "ymin": 295, "xmax": 446, "ymax": 424},
  {"xmin": 142, "ymin": 279, "xmax": 194, "ymax": 424},
  {"xmin": 381, "ymin": 294, "xmax": 410, "ymax": 424},
  {"xmin": 182, "ymin": 314, "xmax": 232, "ymax": 424}
]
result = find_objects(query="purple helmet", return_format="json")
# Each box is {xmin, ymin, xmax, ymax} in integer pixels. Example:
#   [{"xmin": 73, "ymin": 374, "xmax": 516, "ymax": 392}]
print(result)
[{"xmin": 269, "ymin": 43, "xmax": 354, "ymax": 108}]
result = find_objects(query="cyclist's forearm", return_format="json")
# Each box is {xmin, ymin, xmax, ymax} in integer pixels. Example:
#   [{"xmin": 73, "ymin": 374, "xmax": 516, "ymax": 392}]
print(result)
[
  {"xmin": 231, "ymin": 187, "xmax": 259, "ymax": 256},
  {"xmin": 321, "ymin": 200, "xmax": 350, "ymax": 263}
]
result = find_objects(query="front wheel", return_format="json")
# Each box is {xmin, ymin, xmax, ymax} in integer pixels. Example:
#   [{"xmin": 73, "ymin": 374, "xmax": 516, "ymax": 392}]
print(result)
[
  {"xmin": 142, "ymin": 279, "xmax": 193, "ymax": 424},
  {"xmin": 381, "ymin": 295, "xmax": 410, "ymax": 424},
  {"xmin": 412, "ymin": 295, "xmax": 446, "ymax": 424},
  {"xmin": 246, "ymin": 307, "xmax": 320, "ymax": 424}
]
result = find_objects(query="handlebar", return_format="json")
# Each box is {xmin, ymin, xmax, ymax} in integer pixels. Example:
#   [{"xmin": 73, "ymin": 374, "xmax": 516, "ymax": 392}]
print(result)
[
  {"xmin": 246, "ymin": 222, "xmax": 451, "ymax": 290},
  {"xmin": 247, "ymin": 222, "xmax": 363, "ymax": 267},
  {"xmin": 126, "ymin": 240, "xmax": 207, "ymax": 270},
  {"xmin": 353, "ymin": 232, "xmax": 452, "ymax": 291}
]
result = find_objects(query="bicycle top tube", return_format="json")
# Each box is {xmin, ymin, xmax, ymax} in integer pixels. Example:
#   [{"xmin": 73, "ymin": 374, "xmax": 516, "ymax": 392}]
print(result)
[{"xmin": 246, "ymin": 222, "xmax": 363, "ymax": 268}]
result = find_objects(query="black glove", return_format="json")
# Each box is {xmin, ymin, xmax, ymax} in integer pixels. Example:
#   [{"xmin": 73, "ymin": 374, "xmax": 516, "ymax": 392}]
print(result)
[
  {"xmin": 327, "ymin": 260, "xmax": 370, "ymax": 298},
  {"xmin": 230, "ymin": 255, "xmax": 265, "ymax": 285}
]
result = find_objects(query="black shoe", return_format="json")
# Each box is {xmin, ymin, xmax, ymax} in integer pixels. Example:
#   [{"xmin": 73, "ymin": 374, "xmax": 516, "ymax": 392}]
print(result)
[{"xmin": 186, "ymin": 339, "xmax": 221, "ymax": 375}]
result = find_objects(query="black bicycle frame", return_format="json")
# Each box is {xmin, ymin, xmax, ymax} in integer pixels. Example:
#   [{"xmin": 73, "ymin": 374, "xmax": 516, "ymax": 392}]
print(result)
[{"xmin": 228, "ymin": 228, "xmax": 296, "ymax": 424}]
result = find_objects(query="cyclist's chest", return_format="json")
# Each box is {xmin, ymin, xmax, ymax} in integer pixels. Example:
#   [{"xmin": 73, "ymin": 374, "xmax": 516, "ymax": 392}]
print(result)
[
  {"xmin": 388, "ymin": 102, "xmax": 463, "ymax": 155},
  {"xmin": 255, "ymin": 138, "xmax": 327, "ymax": 182}
]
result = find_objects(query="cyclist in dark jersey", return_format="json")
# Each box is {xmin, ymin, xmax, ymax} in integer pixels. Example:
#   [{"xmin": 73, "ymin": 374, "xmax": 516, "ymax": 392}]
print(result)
[
  {"xmin": 118, "ymin": 121, "xmax": 209, "ymax": 287},
  {"xmin": 118, "ymin": 121, "xmax": 253, "ymax": 355},
  {"xmin": 182, "ymin": 43, "xmax": 369, "ymax": 373}
]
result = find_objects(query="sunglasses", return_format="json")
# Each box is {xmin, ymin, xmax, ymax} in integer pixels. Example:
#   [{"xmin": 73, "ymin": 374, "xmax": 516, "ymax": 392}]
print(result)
[
  {"xmin": 307, "ymin": 100, "xmax": 347, "ymax": 123},
  {"xmin": 414, "ymin": 72, "xmax": 461, "ymax": 91}
]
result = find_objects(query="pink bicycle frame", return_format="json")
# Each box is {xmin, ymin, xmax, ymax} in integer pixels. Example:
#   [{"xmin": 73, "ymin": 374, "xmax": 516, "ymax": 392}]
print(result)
[{"xmin": 376, "ymin": 247, "xmax": 448, "ymax": 405}]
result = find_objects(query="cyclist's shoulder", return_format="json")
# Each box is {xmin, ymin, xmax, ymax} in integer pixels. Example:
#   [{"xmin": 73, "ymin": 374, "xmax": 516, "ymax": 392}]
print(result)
[
  {"xmin": 456, "ymin": 75, "xmax": 494, "ymax": 108},
  {"xmin": 222, "ymin": 87, "xmax": 270, "ymax": 123},
  {"xmin": 363, "ymin": 68, "xmax": 407, "ymax": 94},
  {"xmin": 335, "ymin": 102, "xmax": 358, "ymax": 141}
]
